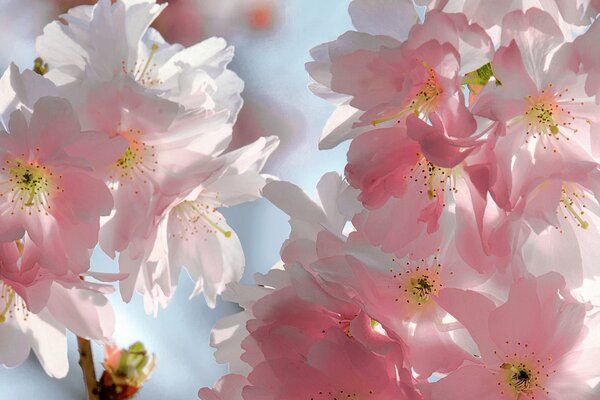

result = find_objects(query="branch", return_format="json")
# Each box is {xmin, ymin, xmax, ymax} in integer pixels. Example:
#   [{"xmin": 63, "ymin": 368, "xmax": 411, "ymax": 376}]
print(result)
[{"xmin": 77, "ymin": 336, "xmax": 100, "ymax": 400}]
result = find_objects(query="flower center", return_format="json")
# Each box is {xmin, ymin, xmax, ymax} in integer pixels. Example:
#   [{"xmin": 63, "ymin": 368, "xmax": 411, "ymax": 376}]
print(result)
[
  {"xmin": 171, "ymin": 200, "xmax": 232, "ymax": 239},
  {"xmin": 524, "ymin": 94, "xmax": 560, "ymax": 136},
  {"xmin": 494, "ymin": 341, "xmax": 554, "ymax": 398},
  {"xmin": 501, "ymin": 362, "xmax": 538, "ymax": 395},
  {"xmin": 391, "ymin": 255, "xmax": 446, "ymax": 311},
  {"xmin": 110, "ymin": 128, "xmax": 157, "ymax": 184},
  {"xmin": 407, "ymin": 155, "xmax": 456, "ymax": 202},
  {"xmin": 0, "ymin": 160, "xmax": 59, "ymax": 215},
  {"xmin": 372, "ymin": 61, "xmax": 443, "ymax": 126},
  {"xmin": 408, "ymin": 63, "xmax": 443, "ymax": 115},
  {"xmin": 410, "ymin": 276, "xmax": 434, "ymax": 302},
  {"xmin": 519, "ymin": 84, "xmax": 591, "ymax": 146}
]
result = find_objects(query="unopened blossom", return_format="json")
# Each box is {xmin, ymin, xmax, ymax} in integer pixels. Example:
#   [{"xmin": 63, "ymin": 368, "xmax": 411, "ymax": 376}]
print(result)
[
  {"xmin": 429, "ymin": 273, "xmax": 600, "ymax": 399},
  {"xmin": 100, "ymin": 341, "xmax": 156, "ymax": 400},
  {"xmin": 37, "ymin": 0, "xmax": 243, "ymax": 117}
]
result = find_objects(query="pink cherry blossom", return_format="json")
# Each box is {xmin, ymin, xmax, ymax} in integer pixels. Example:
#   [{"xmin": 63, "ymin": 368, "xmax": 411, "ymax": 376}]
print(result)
[
  {"xmin": 0, "ymin": 94, "xmax": 124, "ymax": 271},
  {"xmin": 201, "ymin": 263, "xmax": 420, "ymax": 399},
  {"xmin": 307, "ymin": 5, "xmax": 492, "ymax": 149},
  {"xmin": 472, "ymin": 9, "xmax": 600, "ymax": 205},
  {"xmin": 312, "ymin": 231, "xmax": 487, "ymax": 379},
  {"xmin": 117, "ymin": 135, "xmax": 278, "ymax": 310},
  {"xmin": 429, "ymin": 273, "xmax": 600, "ymax": 399},
  {"xmin": 0, "ymin": 239, "xmax": 115, "ymax": 378},
  {"xmin": 76, "ymin": 77, "xmax": 229, "ymax": 259},
  {"xmin": 345, "ymin": 122, "xmax": 486, "ymax": 258},
  {"xmin": 243, "ymin": 327, "xmax": 420, "ymax": 400}
]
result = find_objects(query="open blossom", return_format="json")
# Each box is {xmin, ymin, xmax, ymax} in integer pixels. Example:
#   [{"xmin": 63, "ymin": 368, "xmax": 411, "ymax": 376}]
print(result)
[
  {"xmin": 428, "ymin": 273, "xmax": 600, "ymax": 399},
  {"xmin": 37, "ymin": 0, "xmax": 243, "ymax": 117},
  {"xmin": 453, "ymin": 9, "xmax": 600, "ymax": 285},
  {"xmin": 118, "ymin": 135, "xmax": 278, "ymax": 311},
  {"xmin": 0, "ymin": 239, "xmax": 115, "ymax": 378},
  {"xmin": 0, "ymin": 68, "xmax": 125, "ymax": 271},
  {"xmin": 76, "ymin": 77, "xmax": 230, "ymax": 259},
  {"xmin": 33, "ymin": 0, "xmax": 281, "ymax": 311},
  {"xmin": 312, "ymin": 229, "xmax": 488, "ymax": 378},
  {"xmin": 306, "ymin": 3, "xmax": 495, "ymax": 257},
  {"xmin": 77, "ymin": 75, "xmax": 267, "ymax": 307},
  {"xmin": 422, "ymin": 0, "xmax": 598, "ymax": 32},
  {"xmin": 346, "ymin": 122, "xmax": 484, "ymax": 257},
  {"xmin": 472, "ymin": 9, "xmax": 600, "ymax": 204},
  {"xmin": 200, "ymin": 263, "xmax": 420, "ymax": 399},
  {"xmin": 242, "ymin": 328, "xmax": 420, "ymax": 400},
  {"xmin": 307, "ymin": 2, "xmax": 492, "ymax": 150}
]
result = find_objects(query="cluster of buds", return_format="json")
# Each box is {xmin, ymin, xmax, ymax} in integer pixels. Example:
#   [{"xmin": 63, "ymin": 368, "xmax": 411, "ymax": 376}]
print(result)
[{"xmin": 100, "ymin": 342, "xmax": 155, "ymax": 400}]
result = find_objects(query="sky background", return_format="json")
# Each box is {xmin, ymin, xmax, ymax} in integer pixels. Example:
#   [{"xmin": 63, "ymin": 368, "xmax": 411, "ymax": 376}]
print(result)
[{"xmin": 0, "ymin": 0, "xmax": 353, "ymax": 398}]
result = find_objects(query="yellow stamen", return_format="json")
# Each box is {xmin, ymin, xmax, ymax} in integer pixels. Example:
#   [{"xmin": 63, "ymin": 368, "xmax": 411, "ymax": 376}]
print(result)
[
  {"xmin": 137, "ymin": 43, "xmax": 159, "ymax": 81},
  {"xmin": 199, "ymin": 212, "xmax": 232, "ymax": 238},
  {"xmin": 371, "ymin": 109, "xmax": 410, "ymax": 126},
  {"xmin": 561, "ymin": 195, "xmax": 589, "ymax": 229},
  {"xmin": 189, "ymin": 202, "xmax": 232, "ymax": 238},
  {"xmin": 0, "ymin": 289, "xmax": 15, "ymax": 323}
]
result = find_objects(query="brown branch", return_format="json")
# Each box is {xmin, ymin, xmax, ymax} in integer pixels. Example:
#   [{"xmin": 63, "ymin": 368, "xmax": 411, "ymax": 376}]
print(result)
[{"xmin": 77, "ymin": 336, "xmax": 100, "ymax": 400}]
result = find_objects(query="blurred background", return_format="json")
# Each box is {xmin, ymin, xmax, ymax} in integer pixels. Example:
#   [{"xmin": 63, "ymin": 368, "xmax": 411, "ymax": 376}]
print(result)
[{"xmin": 0, "ymin": 0, "xmax": 353, "ymax": 398}]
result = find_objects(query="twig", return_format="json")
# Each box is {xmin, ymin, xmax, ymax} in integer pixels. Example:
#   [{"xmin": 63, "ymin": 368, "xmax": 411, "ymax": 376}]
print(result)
[{"xmin": 77, "ymin": 336, "xmax": 100, "ymax": 400}]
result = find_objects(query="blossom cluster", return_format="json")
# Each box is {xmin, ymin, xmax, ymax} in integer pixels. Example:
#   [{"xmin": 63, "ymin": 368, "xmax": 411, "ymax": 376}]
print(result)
[
  {"xmin": 0, "ymin": 0, "xmax": 278, "ymax": 378},
  {"xmin": 200, "ymin": 1, "xmax": 600, "ymax": 399}
]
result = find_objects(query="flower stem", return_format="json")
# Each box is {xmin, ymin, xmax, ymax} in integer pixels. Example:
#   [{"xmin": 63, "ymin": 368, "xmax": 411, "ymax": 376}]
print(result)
[{"xmin": 77, "ymin": 336, "xmax": 100, "ymax": 400}]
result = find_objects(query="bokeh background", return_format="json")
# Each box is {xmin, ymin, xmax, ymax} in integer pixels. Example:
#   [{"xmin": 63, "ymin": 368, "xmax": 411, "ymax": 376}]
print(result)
[{"xmin": 0, "ymin": 0, "xmax": 353, "ymax": 398}]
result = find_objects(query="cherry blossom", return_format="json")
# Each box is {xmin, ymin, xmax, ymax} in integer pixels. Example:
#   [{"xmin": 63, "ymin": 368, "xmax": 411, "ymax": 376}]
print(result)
[
  {"xmin": 37, "ymin": 0, "xmax": 243, "ymax": 117},
  {"xmin": 307, "ymin": 2, "xmax": 492, "ymax": 150},
  {"xmin": 312, "ymin": 232, "xmax": 487, "ymax": 379},
  {"xmin": 117, "ymin": 135, "xmax": 278, "ymax": 311},
  {"xmin": 0, "ymin": 80, "xmax": 125, "ymax": 271},
  {"xmin": 429, "ymin": 273, "xmax": 600, "ymax": 399},
  {"xmin": 0, "ymin": 239, "xmax": 115, "ymax": 378}
]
